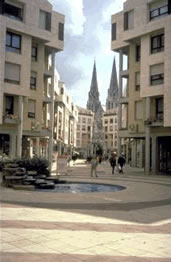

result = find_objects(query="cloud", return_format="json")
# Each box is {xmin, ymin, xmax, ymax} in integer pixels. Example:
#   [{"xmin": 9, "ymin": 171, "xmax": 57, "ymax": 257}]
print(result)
[
  {"xmin": 50, "ymin": 0, "xmax": 86, "ymax": 36},
  {"xmin": 49, "ymin": 0, "xmax": 124, "ymax": 106}
]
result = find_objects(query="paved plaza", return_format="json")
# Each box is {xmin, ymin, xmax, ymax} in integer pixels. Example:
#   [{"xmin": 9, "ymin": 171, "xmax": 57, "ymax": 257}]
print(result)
[{"xmin": 0, "ymin": 160, "xmax": 171, "ymax": 261}]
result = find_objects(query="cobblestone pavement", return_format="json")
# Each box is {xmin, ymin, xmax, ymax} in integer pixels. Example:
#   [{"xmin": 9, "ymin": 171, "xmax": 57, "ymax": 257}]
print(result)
[{"xmin": 0, "ymin": 160, "xmax": 171, "ymax": 261}]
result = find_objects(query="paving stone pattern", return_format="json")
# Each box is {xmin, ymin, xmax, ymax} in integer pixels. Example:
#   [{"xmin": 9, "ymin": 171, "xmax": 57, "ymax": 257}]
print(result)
[{"xmin": 1, "ymin": 160, "xmax": 171, "ymax": 261}]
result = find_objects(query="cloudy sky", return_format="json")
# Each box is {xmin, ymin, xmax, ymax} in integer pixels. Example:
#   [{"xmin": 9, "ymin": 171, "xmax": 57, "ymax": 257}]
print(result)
[{"xmin": 49, "ymin": 0, "xmax": 125, "ymax": 107}]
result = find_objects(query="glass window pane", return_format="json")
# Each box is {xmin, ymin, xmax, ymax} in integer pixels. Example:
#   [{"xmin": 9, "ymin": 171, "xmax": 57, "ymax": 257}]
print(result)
[
  {"xmin": 6, "ymin": 33, "xmax": 11, "ymax": 46},
  {"xmin": 12, "ymin": 35, "xmax": 20, "ymax": 48},
  {"xmin": 160, "ymin": 5, "xmax": 168, "ymax": 14}
]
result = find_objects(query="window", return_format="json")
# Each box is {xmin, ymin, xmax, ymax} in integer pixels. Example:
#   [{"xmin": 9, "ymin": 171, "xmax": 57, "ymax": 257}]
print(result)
[
  {"xmin": 60, "ymin": 87, "xmax": 64, "ymax": 95},
  {"xmin": 28, "ymin": 100, "xmax": 36, "ymax": 118},
  {"xmin": 5, "ymin": 96, "xmax": 14, "ymax": 114},
  {"xmin": 82, "ymin": 118, "xmax": 86, "ymax": 123},
  {"xmin": 121, "ymin": 104, "xmax": 128, "ymax": 129},
  {"xmin": 135, "ymin": 45, "xmax": 140, "ymax": 62},
  {"xmin": 39, "ymin": 10, "xmax": 51, "ymax": 31},
  {"xmin": 112, "ymin": 23, "xmax": 116, "ymax": 40},
  {"xmin": 30, "ymin": 72, "xmax": 37, "ymax": 90},
  {"xmin": 110, "ymin": 126, "xmax": 113, "ymax": 131},
  {"xmin": 135, "ymin": 101, "xmax": 143, "ymax": 120},
  {"xmin": 105, "ymin": 126, "xmax": 108, "ymax": 132},
  {"xmin": 110, "ymin": 118, "xmax": 113, "ymax": 124},
  {"xmin": 105, "ymin": 135, "xmax": 108, "ymax": 139},
  {"xmin": 121, "ymin": 77, "xmax": 128, "ymax": 97},
  {"xmin": 150, "ymin": 4, "xmax": 168, "ymax": 20},
  {"xmin": 105, "ymin": 119, "xmax": 108, "ymax": 124},
  {"xmin": 87, "ymin": 126, "xmax": 91, "ymax": 132},
  {"xmin": 151, "ymin": 34, "xmax": 164, "ymax": 54},
  {"xmin": 6, "ymin": 31, "xmax": 21, "ymax": 53},
  {"xmin": 124, "ymin": 10, "xmax": 134, "ymax": 31},
  {"xmin": 82, "ymin": 125, "xmax": 86, "ymax": 131},
  {"xmin": 3, "ymin": 1, "xmax": 23, "ymax": 21},
  {"xmin": 135, "ymin": 72, "xmax": 140, "ymax": 91},
  {"xmin": 4, "ymin": 62, "xmax": 20, "ymax": 84},
  {"xmin": 150, "ymin": 64, "xmax": 164, "ymax": 85},
  {"xmin": 156, "ymin": 97, "xmax": 163, "ymax": 120},
  {"xmin": 32, "ymin": 45, "xmax": 38, "ymax": 61},
  {"xmin": 58, "ymin": 23, "xmax": 64, "ymax": 41}
]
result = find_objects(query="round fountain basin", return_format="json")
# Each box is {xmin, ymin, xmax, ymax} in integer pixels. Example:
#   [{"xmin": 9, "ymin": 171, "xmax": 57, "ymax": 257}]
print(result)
[{"xmin": 36, "ymin": 182, "xmax": 126, "ymax": 193}]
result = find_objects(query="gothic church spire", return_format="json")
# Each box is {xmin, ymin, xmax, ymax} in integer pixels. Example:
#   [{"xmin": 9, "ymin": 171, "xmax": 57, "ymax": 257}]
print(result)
[
  {"xmin": 87, "ymin": 60, "xmax": 103, "ymax": 113},
  {"xmin": 106, "ymin": 57, "xmax": 118, "ymax": 110}
]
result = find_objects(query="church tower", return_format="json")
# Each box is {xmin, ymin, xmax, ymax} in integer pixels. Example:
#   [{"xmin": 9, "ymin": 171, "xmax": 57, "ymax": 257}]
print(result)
[
  {"xmin": 86, "ymin": 61, "xmax": 105, "ymax": 150},
  {"xmin": 106, "ymin": 57, "xmax": 118, "ymax": 110},
  {"xmin": 87, "ymin": 61, "xmax": 103, "ymax": 114}
]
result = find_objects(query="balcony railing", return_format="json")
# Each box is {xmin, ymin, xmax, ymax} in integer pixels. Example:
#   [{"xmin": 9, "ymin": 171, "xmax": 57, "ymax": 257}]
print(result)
[
  {"xmin": 3, "ymin": 114, "xmax": 19, "ymax": 124},
  {"xmin": 144, "ymin": 115, "xmax": 163, "ymax": 125}
]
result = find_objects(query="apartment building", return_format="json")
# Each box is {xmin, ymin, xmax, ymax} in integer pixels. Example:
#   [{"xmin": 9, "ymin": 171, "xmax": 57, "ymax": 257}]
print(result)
[
  {"xmin": 76, "ymin": 106, "xmax": 94, "ymax": 158},
  {"xmin": 103, "ymin": 109, "xmax": 118, "ymax": 153},
  {"xmin": 111, "ymin": 0, "xmax": 171, "ymax": 173},
  {"xmin": 0, "ymin": 0, "xmax": 64, "ymax": 168},
  {"xmin": 54, "ymin": 80, "xmax": 78, "ymax": 156}
]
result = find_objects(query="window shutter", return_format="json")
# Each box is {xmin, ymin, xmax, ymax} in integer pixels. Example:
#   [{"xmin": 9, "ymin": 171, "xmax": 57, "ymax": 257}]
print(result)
[
  {"xmin": 5, "ymin": 62, "xmax": 20, "ymax": 83},
  {"xmin": 151, "ymin": 64, "xmax": 164, "ymax": 75}
]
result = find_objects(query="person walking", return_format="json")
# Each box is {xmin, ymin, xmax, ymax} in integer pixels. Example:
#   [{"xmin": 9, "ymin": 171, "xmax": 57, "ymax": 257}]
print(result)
[
  {"xmin": 118, "ymin": 154, "xmax": 126, "ymax": 174},
  {"xmin": 90, "ymin": 156, "xmax": 98, "ymax": 177},
  {"xmin": 109, "ymin": 152, "xmax": 117, "ymax": 174}
]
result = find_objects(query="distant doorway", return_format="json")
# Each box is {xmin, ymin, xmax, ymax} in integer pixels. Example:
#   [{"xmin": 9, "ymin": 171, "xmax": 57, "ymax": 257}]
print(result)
[
  {"xmin": 0, "ymin": 134, "xmax": 10, "ymax": 155},
  {"xmin": 158, "ymin": 137, "xmax": 171, "ymax": 174}
]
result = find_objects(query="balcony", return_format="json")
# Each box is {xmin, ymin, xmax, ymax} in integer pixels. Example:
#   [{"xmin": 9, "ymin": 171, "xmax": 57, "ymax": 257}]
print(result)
[
  {"xmin": 144, "ymin": 115, "xmax": 163, "ymax": 126},
  {"xmin": 43, "ymin": 95, "xmax": 52, "ymax": 103},
  {"xmin": 3, "ymin": 114, "xmax": 19, "ymax": 124}
]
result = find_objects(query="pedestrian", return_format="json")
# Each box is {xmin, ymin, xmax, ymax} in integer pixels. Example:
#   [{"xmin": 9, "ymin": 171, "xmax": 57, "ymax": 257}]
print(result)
[
  {"xmin": 118, "ymin": 154, "xmax": 126, "ymax": 174},
  {"xmin": 109, "ymin": 152, "xmax": 117, "ymax": 174},
  {"xmin": 90, "ymin": 155, "xmax": 98, "ymax": 177},
  {"xmin": 67, "ymin": 155, "xmax": 71, "ymax": 167}
]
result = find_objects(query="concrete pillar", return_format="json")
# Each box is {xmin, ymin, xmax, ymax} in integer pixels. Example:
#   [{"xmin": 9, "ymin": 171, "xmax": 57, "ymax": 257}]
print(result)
[
  {"xmin": 10, "ymin": 133, "xmax": 16, "ymax": 158},
  {"xmin": 152, "ymin": 136, "xmax": 157, "ymax": 174},
  {"xmin": 0, "ymin": 93, "xmax": 3, "ymax": 125},
  {"xmin": 145, "ymin": 97, "xmax": 151, "ymax": 175},
  {"xmin": 117, "ymin": 50, "xmax": 123, "ymax": 157},
  {"xmin": 131, "ymin": 140, "xmax": 136, "ymax": 167},
  {"xmin": 17, "ymin": 96, "xmax": 23, "ymax": 157},
  {"xmin": 139, "ymin": 140, "xmax": 144, "ymax": 168},
  {"xmin": 36, "ymin": 137, "xmax": 40, "ymax": 156},
  {"xmin": 48, "ymin": 51, "xmax": 55, "ymax": 171},
  {"xmin": 126, "ymin": 139, "xmax": 129, "ymax": 164}
]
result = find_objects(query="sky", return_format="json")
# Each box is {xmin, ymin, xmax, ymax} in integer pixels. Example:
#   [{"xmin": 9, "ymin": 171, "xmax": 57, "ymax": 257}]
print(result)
[{"xmin": 49, "ymin": 0, "xmax": 125, "ymax": 108}]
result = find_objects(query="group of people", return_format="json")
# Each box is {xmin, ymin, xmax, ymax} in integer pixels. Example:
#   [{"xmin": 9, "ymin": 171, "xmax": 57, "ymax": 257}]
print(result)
[
  {"xmin": 109, "ymin": 152, "xmax": 126, "ymax": 174},
  {"xmin": 90, "ymin": 152, "xmax": 126, "ymax": 177}
]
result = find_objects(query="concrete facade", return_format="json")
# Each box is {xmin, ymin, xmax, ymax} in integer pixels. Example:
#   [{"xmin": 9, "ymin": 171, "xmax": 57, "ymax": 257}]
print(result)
[
  {"xmin": 0, "ymin": 0, "xmax": 65, "ymax": 168},
  {"xmin": 54, "ymin": 80, "xmax": 78, "ymax": 156},
  {"xmin": 111, "ymin": 0, "xmax": 171, "ymax": 173},
  {"xmin": 103, "ymin": 109, "xmax": 118, "ymax": 153},
  {"xmin": 76, "ymin": 107, "xmax": 94, "ymax": 158}
]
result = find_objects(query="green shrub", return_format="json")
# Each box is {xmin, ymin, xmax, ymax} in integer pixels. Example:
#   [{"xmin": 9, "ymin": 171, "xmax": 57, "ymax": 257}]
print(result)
[{"xmin": 14, "ymin": 157, "xmax": 50, "ymax": 175}]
